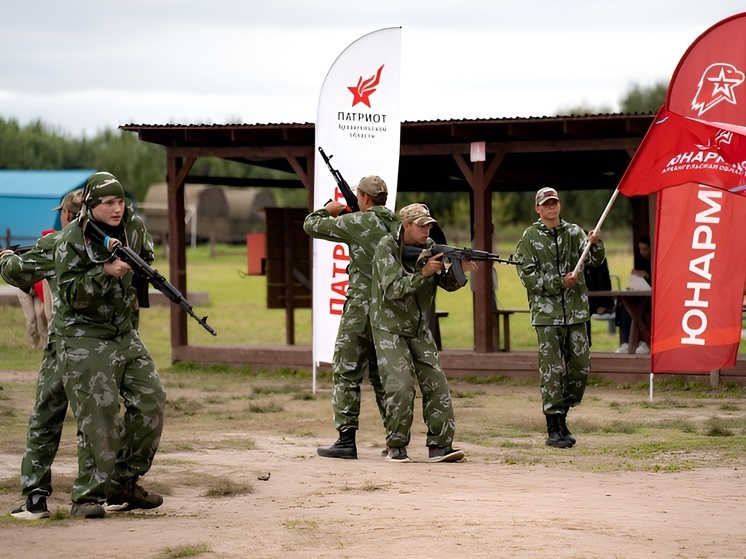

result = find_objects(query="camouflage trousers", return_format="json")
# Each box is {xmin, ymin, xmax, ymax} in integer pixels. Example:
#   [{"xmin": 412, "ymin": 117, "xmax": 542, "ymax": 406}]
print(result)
[
  {"xmin": 535, "ymin": 323, "xmax": 590, "ymax": 415},
  {"xmin": 331, "ymin": 298, "xmax": 386, "ymax": 432},
  {"xmin": 20, "ymin": 336, "xmax": 68, "ymax": 497},
  {"xmin": 60, "ymin": 330, "xmax": 165, "ymax": 504},
  {"xmin": 372, "ymin": 327, "xmax": 455, "ymax": 448}
]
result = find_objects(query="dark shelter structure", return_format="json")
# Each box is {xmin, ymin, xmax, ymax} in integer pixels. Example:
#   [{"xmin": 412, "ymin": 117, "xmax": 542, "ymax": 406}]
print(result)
[{"xmin": 121, "ymin": 113, "xmax": 746, "ymax": 385}]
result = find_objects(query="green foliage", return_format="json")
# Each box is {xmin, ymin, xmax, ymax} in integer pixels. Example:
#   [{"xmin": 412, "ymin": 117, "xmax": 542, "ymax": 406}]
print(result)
[
  {"xmin": 559, "ymin": 81, "xmax": 667, "ymax": 116},
  {"xmin": 0, "ymin": 80, "xmax": 665, "ymax": 231},
  {"xmin": 0, "ymin": 116, "xmax": 164, "ymax": 201},
  {"xmin": 79, "ymin": 129, "xmax": 165, "ymax": 201},
  {"xmin": 620, "ymin": 81, "xmax": 668, "ymax": 113},
  {"xmin": 557, "ymin": 103, "xmax": 615, "ymax": 116}
]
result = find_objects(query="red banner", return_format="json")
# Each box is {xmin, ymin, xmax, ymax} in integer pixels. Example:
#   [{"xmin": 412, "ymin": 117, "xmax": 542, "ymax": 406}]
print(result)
[
  {"xmin": 635, "ymin": 12, "xmax": 746, "ymax": 373},
  {"xmin": 652, "ymin": 184, "xmax": 746, "ymax": 372},
  {"xmin": 617, "ymin": 107, "xmax": 746, "ymax": 198}
]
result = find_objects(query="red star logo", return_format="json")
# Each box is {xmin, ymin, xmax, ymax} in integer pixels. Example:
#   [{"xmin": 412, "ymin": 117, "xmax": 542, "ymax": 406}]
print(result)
[
  {"xmin": 691, "ymin": 63, "xmax": 745, "ymax": 116},
  {"xmin": 348, "ymin": 65, "xmax": 384, "ymax": 107}
]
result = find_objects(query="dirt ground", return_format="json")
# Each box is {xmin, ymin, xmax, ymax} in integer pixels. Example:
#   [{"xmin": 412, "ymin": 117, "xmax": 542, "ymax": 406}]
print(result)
[{"xmin": 1, "ymin": 369, "xmax": 745, "ymax": 559}]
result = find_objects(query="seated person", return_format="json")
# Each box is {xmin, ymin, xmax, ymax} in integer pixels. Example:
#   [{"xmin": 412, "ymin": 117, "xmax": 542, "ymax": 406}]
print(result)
[
  {"xmin": 583, "ymin": 256, "xmax": 614, "ymax": 347},
  {"xmin": 585, "ymin": 258, "xmax": 615, "ymax": 320},
  {"xmin": 615, "ymin": 236, "xmax": 652, "ymax": 354}
]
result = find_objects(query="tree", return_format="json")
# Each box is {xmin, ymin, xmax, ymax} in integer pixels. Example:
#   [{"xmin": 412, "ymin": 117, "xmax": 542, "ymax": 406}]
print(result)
[{"xmin": 620, "ymin": 81, "xmax": 667, "ymax": 113}]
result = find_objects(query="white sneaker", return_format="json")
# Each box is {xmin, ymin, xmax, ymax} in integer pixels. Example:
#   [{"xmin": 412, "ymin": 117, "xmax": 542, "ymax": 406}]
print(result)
[
  {"xmin": 635, "ymin": 342, "xmax": 650, "ymax": 355},
  {"xmin": 614, "ymin": 343, "xmax": 629, "ymax": 354},
  {"xmin": 592, "ymin": 312, "xmax": 616, "ymax": 321}
]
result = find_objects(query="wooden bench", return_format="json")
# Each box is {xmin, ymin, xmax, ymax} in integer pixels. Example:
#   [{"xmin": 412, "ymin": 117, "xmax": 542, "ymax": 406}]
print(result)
[
  {"xmin": 433, "ymin": 310, "xmax": 449, "ymax": 350},
  {"xmin": 493, "ymin": 309, "xmax": 530, "ymax": 352}
]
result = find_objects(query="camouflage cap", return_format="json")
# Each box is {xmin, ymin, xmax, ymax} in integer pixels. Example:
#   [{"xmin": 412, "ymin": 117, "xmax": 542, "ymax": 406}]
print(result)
[
  {"xmin": 399, "ymin": 203, "xmax": 436, "ymax": 226},
  {"xmin": 356, "ymin": 175, "xmax": 387, "ymax": 196},
  {"xmin": 52, "ymin": 189, "xmax": 84, "ymax": 213},
  {"xmin": 535, "ymin": 187, "xmax": 559, "ymax": 206}
]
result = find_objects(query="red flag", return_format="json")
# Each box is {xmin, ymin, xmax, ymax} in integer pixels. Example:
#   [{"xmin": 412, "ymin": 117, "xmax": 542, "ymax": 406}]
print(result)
[
  {"xmin": 651, "ymin": 184, "xmax": 746, "ymax": 372},
  {"xmin": 617, "ymin": 107, "xmax": 746, "ymax": 198}
]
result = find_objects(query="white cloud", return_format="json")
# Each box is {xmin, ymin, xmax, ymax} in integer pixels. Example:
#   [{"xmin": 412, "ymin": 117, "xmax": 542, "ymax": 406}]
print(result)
[{"xmin": 1, "ymin": 1, "xmax": 743, "ymax": 136}]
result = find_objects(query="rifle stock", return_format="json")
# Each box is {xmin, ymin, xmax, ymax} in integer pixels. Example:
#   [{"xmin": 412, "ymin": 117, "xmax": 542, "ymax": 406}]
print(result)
[
  {"xmin": 85, "ymin": 221, "xmax": 217, "ymax": 336},
  {"xmin": 318, "ymin": 146, "xmax": 360, "ymax": 213}
]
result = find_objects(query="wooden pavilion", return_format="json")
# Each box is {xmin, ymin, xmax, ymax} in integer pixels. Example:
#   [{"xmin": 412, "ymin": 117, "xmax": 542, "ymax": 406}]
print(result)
[{"xmin": 120, "ymin": 113, "xmax": 746, "ymax": 385}]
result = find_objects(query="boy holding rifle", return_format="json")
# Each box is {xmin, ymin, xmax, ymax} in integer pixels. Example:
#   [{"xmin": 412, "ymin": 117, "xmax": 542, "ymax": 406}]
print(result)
[
  {"xmin": 371, "ymin": 203, "xmax": 476, "ymax": 463},
  {"xmin": 304, "ymin": 175, "xmax": 399, "ymax": 459},
  {"xmin": 54, "ymin": 172, "xmax": 165, "ymax": 518}
]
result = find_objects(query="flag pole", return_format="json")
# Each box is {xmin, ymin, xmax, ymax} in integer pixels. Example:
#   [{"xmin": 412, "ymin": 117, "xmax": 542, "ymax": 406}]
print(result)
[
  {"xmin": 572, "ymin": 187, "xmax": 621, "ymax": 275},
  {"xmin": 312, "ymin": 361, "xmax": 317, "ymax": 395}
]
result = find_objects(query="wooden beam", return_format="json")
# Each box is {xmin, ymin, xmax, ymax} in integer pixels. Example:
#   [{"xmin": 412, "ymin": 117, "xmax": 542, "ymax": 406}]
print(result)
[
  {"xmin": 168, "ymin": 146, "xmax": 313, "ymax": 159},
  {"xmin": 401, "ymin": 137, "xmax": 641, "ymax": 156}
]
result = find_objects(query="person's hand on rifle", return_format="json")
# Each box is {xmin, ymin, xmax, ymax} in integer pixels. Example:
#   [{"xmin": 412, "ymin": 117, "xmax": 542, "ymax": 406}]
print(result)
[
  {"xmin": 0, "ymin": 249, "xmax": 13, "ymax": 259},
  {"xmin": 422, "ymin": 253, "xmax": 445, "ymax": 278},
  {"xmin": 460, "ymin": 260, "xmax": 479, "ymax": 273},
  {"xmin": 104, "ymin": 259, "xmax": 131, "ymax": 278},
  {"xmin": 324, "ymin": 200, "xmax": 348, "ymax": 217}
]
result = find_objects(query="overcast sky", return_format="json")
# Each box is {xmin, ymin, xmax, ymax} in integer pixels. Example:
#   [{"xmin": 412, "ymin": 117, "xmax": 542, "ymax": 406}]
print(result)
[{"xmin": 1, "ymin": 1, "xmax": 744, "ymax": 137}]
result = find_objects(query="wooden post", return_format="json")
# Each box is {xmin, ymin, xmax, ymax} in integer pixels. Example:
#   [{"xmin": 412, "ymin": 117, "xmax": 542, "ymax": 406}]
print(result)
[{"xmin": 166, "ymin": 153, "xmax": 196, "ymax": 358}]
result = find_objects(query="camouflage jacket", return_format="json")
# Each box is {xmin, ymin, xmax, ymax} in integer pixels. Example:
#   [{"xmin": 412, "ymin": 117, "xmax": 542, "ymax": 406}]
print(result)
[
  {"xmin": 303, "ymin": 205, "xmax": 399, "ymax": 301},
  {"xmin": 514, "ymin": 218, "xmax": 605, "ymax": 326},
  {"xmin": 54, "ymin": 210, "xmax": 154, "ymax": 339},
  {"xmin": 371, "ymin": 231, "xmax": 464, "ymax": 337},
  {"xmin": 1, "ymin": 230, "xmax": 61, "ymax": 333},
  {"xmin": 1, "ymin": 230, "xmax": 58, "ymax": 291}
]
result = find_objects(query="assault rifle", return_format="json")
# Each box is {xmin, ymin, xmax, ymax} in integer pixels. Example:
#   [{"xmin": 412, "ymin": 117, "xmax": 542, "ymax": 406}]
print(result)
[
  {"xmin": 85, "ymin": 221, "xmax": 217, "ymax": 336},
  {"xmin": 402, "ymin": 244, "xmax": 521, "ymax": 286},
  {"xmin": 318, "ymin": 146, "xmax": 360, "ymax": 213}
]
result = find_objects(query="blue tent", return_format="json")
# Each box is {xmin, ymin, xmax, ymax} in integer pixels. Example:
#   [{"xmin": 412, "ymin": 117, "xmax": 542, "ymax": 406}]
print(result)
[{"xmin": 0, "ymin": 170, "xmax": 96, "ymax": 246}]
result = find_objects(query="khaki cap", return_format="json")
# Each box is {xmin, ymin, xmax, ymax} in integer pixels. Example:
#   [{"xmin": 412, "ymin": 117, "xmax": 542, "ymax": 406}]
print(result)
[{"xmin": 399, "ymin": 203, "xmax": 437, "ymax": 226}]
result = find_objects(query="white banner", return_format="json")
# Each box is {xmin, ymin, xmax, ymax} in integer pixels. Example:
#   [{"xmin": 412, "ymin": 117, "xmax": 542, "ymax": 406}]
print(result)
[{"xmin": 312, "ymin": 27, "xmax": 402, "ymax": 365}]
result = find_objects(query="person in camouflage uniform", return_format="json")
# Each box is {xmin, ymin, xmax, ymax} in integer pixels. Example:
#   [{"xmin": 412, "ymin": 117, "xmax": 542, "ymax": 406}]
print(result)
[
  {"xmin": 303, "ymin": 176, "xmax": 399, "ymax": 459},
  {"xmin": 53, "ymin": 172, "xmax": 165, "ymax": 518},
  {"xmin": 1, "ymin": 190, "xmax": 85, "ymax": 519},
  {"xmin": 514, "ymin": 187, "xmax": 605, "ymax": 449},
  {"xmin": 371, "ymin": 203, "xmax": 475, "ymax": 463}
]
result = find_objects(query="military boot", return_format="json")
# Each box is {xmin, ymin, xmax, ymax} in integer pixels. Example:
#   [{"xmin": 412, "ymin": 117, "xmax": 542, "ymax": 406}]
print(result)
[
  {"xmin": 557, "ymin": 412, "xmax": 576, "ymax": 446},
  {"xmin": 545, "ymin": 414, "xmax": 573, "ymax": 449},
  {"xmin": 317, "ymin": 429, "xmax": 357, "ymax": 459},
  {"xmin": 106, "ymin": 477, "xmax": 163, "ymax": 511}
]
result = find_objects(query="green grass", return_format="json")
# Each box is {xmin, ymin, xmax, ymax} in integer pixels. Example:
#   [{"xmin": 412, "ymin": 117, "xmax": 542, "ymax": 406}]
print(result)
[
  {"xmin": 159, "ymin": 543, "xmax": 212, "ymax": 558},
  {"xmin": 2, "ymin": 237, "xmax": 743, "ymax": 373}
]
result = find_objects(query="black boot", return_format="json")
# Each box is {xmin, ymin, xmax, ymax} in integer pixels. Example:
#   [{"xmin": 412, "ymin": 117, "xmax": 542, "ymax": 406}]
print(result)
[
  {"xmin": 317, "ymin": 429, "xmax": 357, "ymax": 459},
  {"xmin": 545, "ymin": 415, "xmax": 572, "ymax": 449},
  {"xmin": 557, "ymin": 412, "xmax": 576, "ymax": 446}
]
